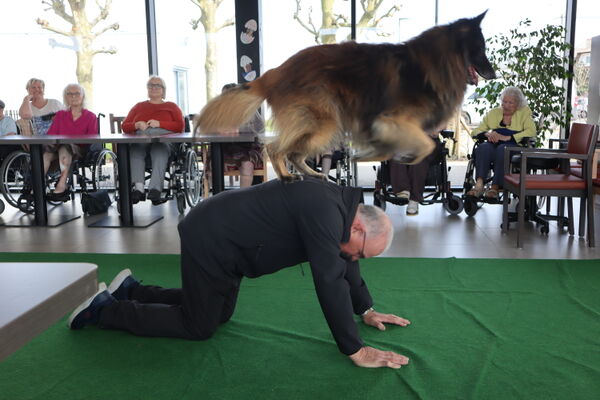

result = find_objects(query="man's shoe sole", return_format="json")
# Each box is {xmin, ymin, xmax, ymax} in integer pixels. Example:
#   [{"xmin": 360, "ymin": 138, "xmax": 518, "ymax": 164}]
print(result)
[{"xmin": 107, "ymin": 268, "xmax": 133, "ymax": 296}]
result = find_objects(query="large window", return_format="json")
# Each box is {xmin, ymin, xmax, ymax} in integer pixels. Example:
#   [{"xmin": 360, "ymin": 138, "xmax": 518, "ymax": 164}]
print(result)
[
  {"xmin": 261, "ymin": 0, "xmax": 351, "ymax": 72},
  {"xmin": 573, "ymin": 0, "xmax": 600, "ymax": 124},
  {"xmin": 0, "ymin": 1, "xmax": 148, "ymax": 132},
  {"xmin": 173, "ymin": 68, "xmax": 189, "ymax": 116},
  {"xmin": 155, "ymin": 0, "xmax": 237, "ymax": 115}
]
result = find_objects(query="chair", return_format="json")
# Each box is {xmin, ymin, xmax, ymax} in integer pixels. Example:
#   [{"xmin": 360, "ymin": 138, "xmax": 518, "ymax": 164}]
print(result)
[
  {"xmin": 502, "ymin": 123, "xmax": 599, "ymax": 248},
  {"xmin": 109, "ymin": 113, "xmax": 125, "ymax": 134}
]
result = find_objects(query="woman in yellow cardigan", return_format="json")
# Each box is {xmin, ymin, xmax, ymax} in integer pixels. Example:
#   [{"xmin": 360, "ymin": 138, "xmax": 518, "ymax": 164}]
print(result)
[{"xmin": 467, "ymin": 86, "xmax": 536, "ymax": 199}]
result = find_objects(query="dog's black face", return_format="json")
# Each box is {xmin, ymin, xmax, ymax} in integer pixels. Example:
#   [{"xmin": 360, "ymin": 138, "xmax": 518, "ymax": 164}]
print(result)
[{"xmin": 462, "ymin": 11, "xmax": 496, "ymax": 84}]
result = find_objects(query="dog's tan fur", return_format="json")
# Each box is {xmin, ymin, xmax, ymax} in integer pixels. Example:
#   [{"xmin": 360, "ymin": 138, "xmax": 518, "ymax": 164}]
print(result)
[{"xmin": 194, "ymin": 13, "xmax": 494, "ymax": 181}]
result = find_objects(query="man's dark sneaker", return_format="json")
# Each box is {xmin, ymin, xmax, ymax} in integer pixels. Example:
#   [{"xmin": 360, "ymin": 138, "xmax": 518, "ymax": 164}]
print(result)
[
  {"xmin": 107, "ymin": 268, "xmax": 140, "ymax": 301},
  {"xmin": 131, "ymin": 190, "xmax": 145, "ymax": 204},
  {"xmin": 68, "ymin": 283, "xmax": 115, "ymax": 329}
]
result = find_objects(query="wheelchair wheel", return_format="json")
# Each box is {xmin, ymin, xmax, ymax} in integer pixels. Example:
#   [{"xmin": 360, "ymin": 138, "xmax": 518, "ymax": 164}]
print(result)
[
  {"xmin": 92, "ymin": 149, "xmax": 118, "ymax": 202},
  {"xmin": 183, "ymin": 149, "xmax": 203, "ymax": 207},
  {"xmin": 17, "ymin": 193, "xmax": 35, "ymax": 214},
  {"xmin": 0, "ymin": 150, "xmax": 30, "ymax": 209},
  {"xmin": 176, "ymin": 192, "xmax": 186, "ymax": 214},
  {"xmin": 464, "ymin": 197, "xmax": 480, "ymax": 217},
  {"xmin": 444, "ymin": 194, "xmax": 464, "ymax": 215}
]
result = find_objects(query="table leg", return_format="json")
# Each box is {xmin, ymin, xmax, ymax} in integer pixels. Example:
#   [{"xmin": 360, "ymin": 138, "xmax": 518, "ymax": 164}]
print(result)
[
  {"xmin": 210, "ymin": 143, "xmax": 224, "ymax": 194},
  {"xmin": 117, "ymin": 143, "xmax": 133, "ymax": 226},
  {"xmin": 30, "ymin": 144, "xmax": 48, "ymax": 225}
]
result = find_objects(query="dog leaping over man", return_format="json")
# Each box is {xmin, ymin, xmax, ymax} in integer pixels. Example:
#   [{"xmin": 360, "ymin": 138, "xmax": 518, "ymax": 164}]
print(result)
[{"xmin": 195, "ymin": 12, "xmax": 496, "ymax": 182}]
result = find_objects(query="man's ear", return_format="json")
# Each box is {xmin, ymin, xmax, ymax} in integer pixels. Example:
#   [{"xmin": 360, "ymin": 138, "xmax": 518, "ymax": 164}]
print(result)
[{"xmin": 350, "ymin": 214, "xmax": 365, "ymax": 233}]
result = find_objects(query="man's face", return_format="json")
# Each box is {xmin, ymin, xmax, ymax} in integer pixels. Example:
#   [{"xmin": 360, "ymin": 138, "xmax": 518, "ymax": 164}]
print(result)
[
  {"xmin": 340, "ymin": 230, "xmax": 367, "ymax": 262},
  {"xmin": 340, "ymin": 228, "xmax": 388, "ymax": 262}
]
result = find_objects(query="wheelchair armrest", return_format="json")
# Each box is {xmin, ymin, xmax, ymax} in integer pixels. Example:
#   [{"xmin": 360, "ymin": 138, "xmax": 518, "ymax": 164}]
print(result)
[
  {"xmin": 518, "ymin": 136, "xmax": 536, "ymax": 147},
  {"xmin": 503, "ymin": 146, "xmax": 570, "ymax": 174},
  {"xmin": 439, "ymin": 129, "xmax": 454, "ymax": 139}
]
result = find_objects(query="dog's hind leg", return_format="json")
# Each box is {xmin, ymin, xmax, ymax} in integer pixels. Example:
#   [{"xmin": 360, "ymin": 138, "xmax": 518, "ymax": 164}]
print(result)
[
  {"xmin": 357, "ymin": 113, "xmax": 435, "ymax": 164},
  {"xmin": 266, "ymin": 142, "xmax": 296, "ymax": 182},
  {"xmin": 287, "ymin": 152, "xmax": 326, "ymax": 180},
  {"xmin": 282, "ymin": 115, "xmax": 339, "ymax": 180}
]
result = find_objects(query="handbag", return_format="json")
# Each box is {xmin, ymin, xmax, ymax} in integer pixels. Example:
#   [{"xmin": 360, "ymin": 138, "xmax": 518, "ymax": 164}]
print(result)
[{"xmin": 81, "ymin": 189, "xmax": 112, "ymax": 215}]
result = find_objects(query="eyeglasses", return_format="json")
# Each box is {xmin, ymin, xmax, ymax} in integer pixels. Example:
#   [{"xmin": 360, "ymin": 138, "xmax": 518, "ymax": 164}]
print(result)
[
  {"xmin": 358, "ymin": 231, "xmax": 367, "ymax": 259},
  {"xmin": 147, "ymin": 83, "xmax": 164, "ymax": 89},
  {"xmin": 66, "ymin": 92, "xmax": 81, "ymax": 96}
]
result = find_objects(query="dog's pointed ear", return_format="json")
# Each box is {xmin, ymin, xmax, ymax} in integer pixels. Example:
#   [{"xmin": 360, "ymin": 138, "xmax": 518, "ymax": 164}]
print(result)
[{"xmin": 472, "ymin": 10, "xmax": 488, "ymax": 26}]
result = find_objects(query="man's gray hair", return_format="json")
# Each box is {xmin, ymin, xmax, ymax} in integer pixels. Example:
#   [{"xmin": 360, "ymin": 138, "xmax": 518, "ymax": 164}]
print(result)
[
  {"xmin": 356, "ymin": 203, "xmax": 394, "ymax": 252},
  {"xmin": 500, "ymin": 86, "xmax": 527, "ymax": 109}
]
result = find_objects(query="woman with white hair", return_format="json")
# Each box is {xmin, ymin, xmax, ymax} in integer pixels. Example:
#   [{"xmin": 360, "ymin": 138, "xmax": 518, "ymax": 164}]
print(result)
[
  {"xmin": 122, "ymin": 75, "xmax": 184, "ymax": 205},
  {"xmin": 467, "ymin": 86, "xmax": 536, "ymax": 199},
  {"xmin": 44, "ymin": 83, "xmax": 98, "ymax": 201}
]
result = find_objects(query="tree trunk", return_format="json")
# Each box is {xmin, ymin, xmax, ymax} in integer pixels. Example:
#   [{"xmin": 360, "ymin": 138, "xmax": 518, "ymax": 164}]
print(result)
[
  {"xmin": 320, "ymin": 0, "xmax": 336, "ymax": 44},
  {"xmin": 72, "ymin": 2, "xmax": 95, "ymax": 108},
  {"xmin": 201, "ymin": 2, "xmax": 218, "ymax": 100},
  {"xmin": 76, "ymin": 49, "xmax": 94, "ymax": 107}
]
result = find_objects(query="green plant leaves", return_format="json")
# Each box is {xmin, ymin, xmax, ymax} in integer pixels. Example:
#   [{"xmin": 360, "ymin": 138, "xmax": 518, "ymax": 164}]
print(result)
[{"xmin": 474, "ymin": 19, "xmax": 572, "ymax": 143}]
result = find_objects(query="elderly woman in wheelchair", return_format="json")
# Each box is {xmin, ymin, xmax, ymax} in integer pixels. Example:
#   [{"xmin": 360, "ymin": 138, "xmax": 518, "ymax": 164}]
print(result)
[
  {"xmin": 44, "ymin": 83, "xmax": 98, "ymax": 202},
  {"xmin": 122, "ymin": 75, "xmax": 184, "ymax": 205},
  {"xmin": 466, "ymin": 86, "xmax": 536, "ymax": 200}
]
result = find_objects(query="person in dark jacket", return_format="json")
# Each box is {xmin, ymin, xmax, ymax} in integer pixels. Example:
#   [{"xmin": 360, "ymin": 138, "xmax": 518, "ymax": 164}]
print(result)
[{"xmin": 68, "ymin": 177, "xmax": 410, "ymax": 369}]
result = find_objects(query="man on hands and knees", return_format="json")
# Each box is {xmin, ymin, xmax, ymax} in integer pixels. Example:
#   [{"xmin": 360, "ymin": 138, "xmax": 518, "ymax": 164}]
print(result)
[{"xmin": 68, "ymin": 177, "xmax": 410, "ymax": 369}]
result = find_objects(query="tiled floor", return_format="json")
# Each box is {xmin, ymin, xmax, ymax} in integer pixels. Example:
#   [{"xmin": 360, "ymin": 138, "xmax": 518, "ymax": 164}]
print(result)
[{"xmin": 0, "ymin": 174, "xmax": 598, "ymax": 259}]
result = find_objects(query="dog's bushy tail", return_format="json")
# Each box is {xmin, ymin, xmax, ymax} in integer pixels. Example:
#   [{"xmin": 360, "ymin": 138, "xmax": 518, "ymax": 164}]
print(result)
[{"xmin": 194, "ymin": 84, "xmax": 264, "ymax": 134}]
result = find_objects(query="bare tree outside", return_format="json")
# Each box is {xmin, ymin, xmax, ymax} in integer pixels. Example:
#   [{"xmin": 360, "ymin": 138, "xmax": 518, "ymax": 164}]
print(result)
[
  {"xmin": 190, "ymin": 0, "xmax": 234, "ymax": 101},
  {"xmin": 294, "ymin": 0, "xmax": 401, "ymax": 44},
  {"xmin": 36, "ymin": 0, "xmax": 119, "ymax": 108},
  {"xmin": 574, "ymin": 57, "xmax": 590, "ymax": 97}
]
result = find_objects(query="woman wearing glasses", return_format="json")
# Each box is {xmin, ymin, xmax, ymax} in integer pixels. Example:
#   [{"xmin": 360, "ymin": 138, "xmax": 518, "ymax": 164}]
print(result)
[
  {"xmin": 122, "ymin": 75, "xmax": 184, "ymax": 205},
  {"xmin": 44, "ymin": 83, "xmax": 98, "ymax": 201}
]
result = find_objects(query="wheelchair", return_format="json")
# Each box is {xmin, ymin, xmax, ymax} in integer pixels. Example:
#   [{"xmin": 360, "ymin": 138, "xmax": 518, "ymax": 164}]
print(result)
[
  {"xmin": 373, "ymin": 130, "xmax": 464, "ymax": 214},
  {"xmin": 134, "ymin": 142, "xmax": 203, "ymax": 214},
  {"xmin": 0, "ymin": 144, "xmax": 118, "ymax": 215},
  {"xmin": 461, "ymin": 137, "xmax": 560, "ymax": 233}
]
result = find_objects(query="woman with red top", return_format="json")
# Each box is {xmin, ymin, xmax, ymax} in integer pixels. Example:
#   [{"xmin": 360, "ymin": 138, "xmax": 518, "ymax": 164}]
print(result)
[
  {"xmin": 44, "ymin": 83, "xmax": 98, "ymax": 202},
  {"xmin": 122, "ymin": 75, "xmax": 184, "ymax": 205}
]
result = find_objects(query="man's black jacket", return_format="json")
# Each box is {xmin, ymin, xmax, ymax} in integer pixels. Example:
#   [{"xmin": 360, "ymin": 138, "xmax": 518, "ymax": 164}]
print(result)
[{"xmin": 178, "ymin": 177, "xmax": 373, "ymax": 355}]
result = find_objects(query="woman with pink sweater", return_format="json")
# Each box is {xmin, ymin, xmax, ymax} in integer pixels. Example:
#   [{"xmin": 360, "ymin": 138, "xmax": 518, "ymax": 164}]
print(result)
[{"xmin": 45, "ymin": 83, "xmax": 97, "ymax": 201}]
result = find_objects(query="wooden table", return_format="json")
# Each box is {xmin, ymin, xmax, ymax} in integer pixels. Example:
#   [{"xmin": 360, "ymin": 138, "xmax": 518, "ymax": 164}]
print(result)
[{"xmin": 0, "ymin": 262, "xmax": 98, "ymax": 361}]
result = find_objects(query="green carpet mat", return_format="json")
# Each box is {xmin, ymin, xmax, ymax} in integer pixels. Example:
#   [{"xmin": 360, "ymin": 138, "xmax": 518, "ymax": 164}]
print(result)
[{"xmin": 1, "ymin": 253, "xmax": 599, "ymax": 400}]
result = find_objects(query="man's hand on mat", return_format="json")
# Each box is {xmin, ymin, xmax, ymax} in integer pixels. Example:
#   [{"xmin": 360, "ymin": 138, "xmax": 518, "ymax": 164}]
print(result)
[
  {"xmin": 349, "ymin": 346, "xmax": 409, "ymax": 369},
  {"xmin": 362, "ymin": 311, "xmax": 410, "ymax": 331}
]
